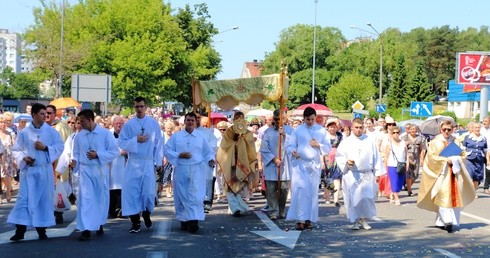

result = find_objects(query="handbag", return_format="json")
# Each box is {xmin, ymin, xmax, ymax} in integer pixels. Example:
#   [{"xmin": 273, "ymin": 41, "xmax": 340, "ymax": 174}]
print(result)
[
  {"xmin": 390, "ymin": 141, "xmax": 406, "ymax": 175},
  {"xmin": 54, "ymin": 182, "xmax": 71, "ymax": 212}
]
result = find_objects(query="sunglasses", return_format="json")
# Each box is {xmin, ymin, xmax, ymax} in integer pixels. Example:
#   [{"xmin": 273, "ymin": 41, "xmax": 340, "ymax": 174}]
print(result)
[
  {"xmin": 219, "ymin": 129, "xmax": 226, "ymax": 131},
  {"xmin": 441, "ymin": 128, "xmax": 452, "ymax": 132},
  {"xmin": 391, "ymin": 131, "xmax": 400, "ymax": 134},
  {"xmin": 134, "ymin": 105, "xmax": 145, "ymax": 108},
  {"xmin": 67, "ymin": 121, "xmax": 75, "ymax": 124},
  {"xmin": 386, "ymin": 123, "xmax": 395, "ymax": 126},
  {"xmin": 46, "ymin": 112, "xmax": 53, "ymax": 115}
]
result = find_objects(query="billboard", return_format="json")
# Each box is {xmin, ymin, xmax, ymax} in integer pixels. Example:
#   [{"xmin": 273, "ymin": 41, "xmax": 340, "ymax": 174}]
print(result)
[
  {"xmin": 456, "ymin": 52, "xmax": 490, "ymax": 85},
  {"xmin": 463, "ymin": 84, "xmax": 482, "ymax": 92},
  {"xmin": 71, "ymin": 74, "xmax": 111, "ymax": 103}
]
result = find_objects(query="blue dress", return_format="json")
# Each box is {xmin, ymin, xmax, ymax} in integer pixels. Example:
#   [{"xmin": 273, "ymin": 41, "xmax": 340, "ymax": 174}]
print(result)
[{"xmin": 462, "ymin": 134, "xmax": 487, "ymax": 183}]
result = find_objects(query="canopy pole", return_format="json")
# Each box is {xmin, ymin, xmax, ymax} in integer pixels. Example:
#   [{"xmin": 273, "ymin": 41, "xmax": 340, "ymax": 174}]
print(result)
[{"xmin": 277, "ymin": 62, "xmax": 287, "ymax": 198}]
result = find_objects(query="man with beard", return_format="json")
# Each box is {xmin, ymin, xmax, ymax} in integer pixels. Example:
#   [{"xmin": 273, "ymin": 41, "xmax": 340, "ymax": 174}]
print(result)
[{"xmin": 259, "ymin": 109, "xmax": 293, "ymax": 220}]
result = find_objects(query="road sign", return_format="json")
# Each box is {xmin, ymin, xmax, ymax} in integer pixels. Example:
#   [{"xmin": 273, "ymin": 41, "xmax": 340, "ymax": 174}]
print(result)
[
  {"xmin": 352, "ymin": 108, "xmax": 369, "ymax": 115},
  {"xmin": 410, "ymin": 101, "xmax": 433, "ymax": 117},
  {"xmin": 353, "ymin": 113, "xmax": 363, "ymax": 119},
  {"xmin": 351, "ymin": 101, "xmax": 364, "ymax": 110},
  {"xmin": 376, "ymin": 104, "xmax": 387, "ymax": 113}
]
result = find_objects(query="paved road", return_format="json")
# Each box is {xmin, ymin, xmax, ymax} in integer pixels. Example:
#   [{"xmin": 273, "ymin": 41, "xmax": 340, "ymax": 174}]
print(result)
[{"xmin": 1, "ymin": 183, "xmax": 490, "ymax": 257}]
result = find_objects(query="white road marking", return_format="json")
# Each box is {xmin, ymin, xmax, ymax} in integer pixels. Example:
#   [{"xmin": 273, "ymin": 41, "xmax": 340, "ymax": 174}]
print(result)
[
  {"xmin": 152, "ymin": 219, "xmax": 172, "ymax": 239},
  {"xmin": 434, "ymin": 248, "xmax": 461, "ymax": 258},
  {"xmin": 0, "ymin": 221, "xmax": 76, "ymax": 245},
  {"xmin": 251, "ymin": 211, "xmax": 301, "ymax": 250},
  {"xmin": 461, "ymin": 211, "xmax": 490, "ymax": 225},
  {"xmin": 147, "ymin": 251, "xmax": 167, "ymax": 258}
]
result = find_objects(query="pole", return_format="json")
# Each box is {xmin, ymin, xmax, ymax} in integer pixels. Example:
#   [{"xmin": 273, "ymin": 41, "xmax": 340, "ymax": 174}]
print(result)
[
  {"xmin": 379, "ymin": 41, "xmax": 383, "ymax": 104},
  {"xmin": 277, "ymin": 64, "xmax": 286, "ymax": 197},
  {"xmin": 481, "ymin": 85, "xmax": 488, "ymax": 122},
  {"xmin": 311, "ymin": 0, "xmax": 318, "ymax": 104},
  {"xmin": 58, "ymin": 0, "xmax": 65, "ymax": 98}
]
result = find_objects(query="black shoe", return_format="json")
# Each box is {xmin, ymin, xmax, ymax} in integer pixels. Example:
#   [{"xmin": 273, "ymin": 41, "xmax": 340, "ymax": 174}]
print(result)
[
  {"xmin": 142, "ymin": 211, "xmax": 152, "ymax": 229},
  {"xmin": 96, "ymin": 226, "xmax": 104, "ymax": 236},
  {"xmin": 54, "ymin": 211, "xmax": 64, "ymax": 224},
  {"xmin": 180, "ymin": 221, "xmax": 188, "ymax": 231},
  {"xmin": 233, "ymin": 210, "xmax": 242, "ymax": 217},
  {"xmin": 335, "ymin": 202, "xmax": 341, "ymax": 207},
  {"xmin": 445, "ymin": 223, "xmax": 454, "ymax": 233},
  {"xmin": 36, "ymin": 227, "xmax": 48, "ymax": 240},
  {"xmin": 78, "ymin": 230, "xmax": 91, "ymax": 241},
  {"xmin": 10, "ymin": 234, "xmax": 24, "ymax": 242},
  {"xmin": 188, "ymin": 220, "xmax": 199, "ymax": 233},
  {"xmin": 129, "ymin": 224, "xmax": 141, "ymax": 233}
]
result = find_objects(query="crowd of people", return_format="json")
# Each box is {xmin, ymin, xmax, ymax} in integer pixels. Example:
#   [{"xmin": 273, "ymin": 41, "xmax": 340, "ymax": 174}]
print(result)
[{"xmin": 0, "ymin": 98, "xmax": 484, "ymax": 242}]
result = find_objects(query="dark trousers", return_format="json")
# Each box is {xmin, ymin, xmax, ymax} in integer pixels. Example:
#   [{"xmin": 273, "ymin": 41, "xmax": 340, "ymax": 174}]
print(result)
[
  {"xmin": 484, "ymin": 167, "xmax": 490, "ymax": 189},
  {"xmin": 204, "ymin": 177, "xmax": 216, "ymax": 206},
  {"xmin": 265, "ymin": 180, "xmax": 289, "ymax": 216},
  {"xmin": 108, "ymin": 189, "xmax": 122, "ymax": 217}
]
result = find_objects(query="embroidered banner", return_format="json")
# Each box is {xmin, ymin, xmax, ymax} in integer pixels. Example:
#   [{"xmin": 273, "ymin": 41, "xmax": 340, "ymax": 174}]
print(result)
[{"xmin": 195, "ymin": 74, "xmax": 288, "ymax": 110}]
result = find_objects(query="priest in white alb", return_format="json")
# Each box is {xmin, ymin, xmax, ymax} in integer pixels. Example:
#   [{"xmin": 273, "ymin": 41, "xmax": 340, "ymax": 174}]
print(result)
[
  {"xmin": 118, "ymin": 97, "xmax": 164, "ymax": 233},
  {"xmin": 72, "ymin": 109, "xmax": 119, "ymax": 241},
  {"xmin": 336, "ymin": 118, "xmax": 384, "ymax": 230},
  {"xmin": 8, "ymin": 103, "xmax": 64, "ymax": 242},
  {"xmin": 165, "ymin": 112, "xmax": 215, "ymax": 233},
  {"xmin": 286, "ymin": 107, "xmax": 331, "ymax": 230}
]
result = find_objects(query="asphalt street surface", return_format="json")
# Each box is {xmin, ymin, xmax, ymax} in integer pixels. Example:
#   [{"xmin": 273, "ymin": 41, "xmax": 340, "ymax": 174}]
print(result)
[{"xmin": 1, "ymin": 182, "xmax": 490, "ymax": 257}]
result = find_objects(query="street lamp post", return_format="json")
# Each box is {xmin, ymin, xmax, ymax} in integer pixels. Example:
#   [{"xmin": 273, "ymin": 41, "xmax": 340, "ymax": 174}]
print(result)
[
  {"xmin": 350, "ymin": 24, "xmax": 383, "ymax": 104},
  {"xmin": 217, "ymin": 26, "xmax": 239, "ymax": 35},
  {"xmin": 367, "ymin": 23, "xmax": 383, "ymax": 104},
  {"xmin": 312, "ymin": 0, "xmax": 318, "ymax": 104}
]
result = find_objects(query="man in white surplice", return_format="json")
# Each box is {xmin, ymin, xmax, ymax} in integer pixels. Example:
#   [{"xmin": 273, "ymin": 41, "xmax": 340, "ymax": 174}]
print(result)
[
  {"xmin": 195, "ymin": 113, "xmax": 217, "ymax": 213},
  {"xmin": 72, "ymin": 109, "xmax": 119, "ymax": 241},
  {"xmin": 336, "ymin": 118, "xmax": 384, "ymax": 230},
  {"xmin": 286, "ymin": 107, "xmax": 331, "ymax": 230},
  {"xmin": 165, "ymin": 112, "xmax": 215, "ymax": 233},
  {"xmin": 8, "ymin": 103, "xmax": 64, "ymax": 242},
  {"xmin": 108, "ymin": 115, "xmax": 127, "ymax": 218},
  {"xmin": 118, "ymin": 97, "xmax": 164, "ymax": 233}
]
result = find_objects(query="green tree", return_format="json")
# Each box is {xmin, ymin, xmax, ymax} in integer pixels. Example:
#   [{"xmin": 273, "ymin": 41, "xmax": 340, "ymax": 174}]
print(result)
[
  {"xmin": 326, "ymin": 72, "xmax": 376, "ymax": 110},
  {"xmin": 0, "ymin": 67, "xmax": 40, "ymax": 98},
  {"xmin": 23, "ymin": 0, "xmax": 220, "ymax": 107},
  {"xmin": 387, "ymin": 54, "xmax": 409, "ymax": 108},
  {"xmin": 411, "ymin": 61, "xmax": 434, "ymax": 102}
]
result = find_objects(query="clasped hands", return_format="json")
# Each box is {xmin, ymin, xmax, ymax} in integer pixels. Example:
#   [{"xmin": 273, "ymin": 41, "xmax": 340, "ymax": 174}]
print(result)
[
  {"xmin": 347, "ymin": 159, "xmax": 355, "ymax": 168},
  {"xmin": 137, "ymin": 134, "xmax": 149, "ymax": 143},
  {"xmin": 34, "ymin": 140, "xmax": 47, "ymax": 151}
]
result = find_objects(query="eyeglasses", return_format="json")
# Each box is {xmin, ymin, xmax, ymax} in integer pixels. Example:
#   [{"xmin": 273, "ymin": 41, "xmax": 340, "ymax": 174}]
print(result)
[
  {"xmin": 441, "ymin": 128, "xmax": 452, "ymax": 132},
  {"xmin": 391, "ymin": 131, "xmax": 400, "ymax": 134}
]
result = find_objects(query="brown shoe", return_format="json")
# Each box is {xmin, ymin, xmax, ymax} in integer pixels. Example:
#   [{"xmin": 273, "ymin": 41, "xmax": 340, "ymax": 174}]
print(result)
[
  {"xmin": 305, "ymin": 220, "xmax": 313, "ymax": 230},
  {"xmin": 295, "ymin": 222, "xmax": 305, "ymax": 230}
]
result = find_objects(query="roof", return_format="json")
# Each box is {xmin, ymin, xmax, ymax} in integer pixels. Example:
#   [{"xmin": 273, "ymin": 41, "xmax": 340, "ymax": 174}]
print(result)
[{"xmin": 244, "ymin": 60, "xmax": 262, "ymax": 77}]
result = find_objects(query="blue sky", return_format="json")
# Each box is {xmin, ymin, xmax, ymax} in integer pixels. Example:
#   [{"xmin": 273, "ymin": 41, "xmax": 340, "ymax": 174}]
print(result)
[{"xmin": 1, "ymin": 0, "xmax": 487, "ymax": 79}]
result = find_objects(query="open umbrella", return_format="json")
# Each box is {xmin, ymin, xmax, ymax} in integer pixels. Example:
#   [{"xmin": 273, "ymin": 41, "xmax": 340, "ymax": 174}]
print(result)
[
  {"xmin": 246, "ymin": 109, "xmax": 273, "ymax": 117},
  {"xmin": 419, "ymin": 115, "xmax": 455, "ymax": 136},
  {"xmin": 210, "ymin": 112, "xmax": 228, "ymax": 125},
  {"xmin": 50, "ymin": 97, "xmax": 81, "ymax": 110},
  {"xmin": 291, "ymin": 103, "xmax": 334, "ymax": 117}
]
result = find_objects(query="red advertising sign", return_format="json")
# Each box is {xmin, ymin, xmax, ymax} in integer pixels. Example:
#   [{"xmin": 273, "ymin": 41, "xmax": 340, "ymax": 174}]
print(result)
[
  {"xmin": 463, "ymin": 84, "xmax": 481, "ymax": 92},
  {"xmin": 457, "ymin": 52, "xmax": 490, "ymax": 85}
]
